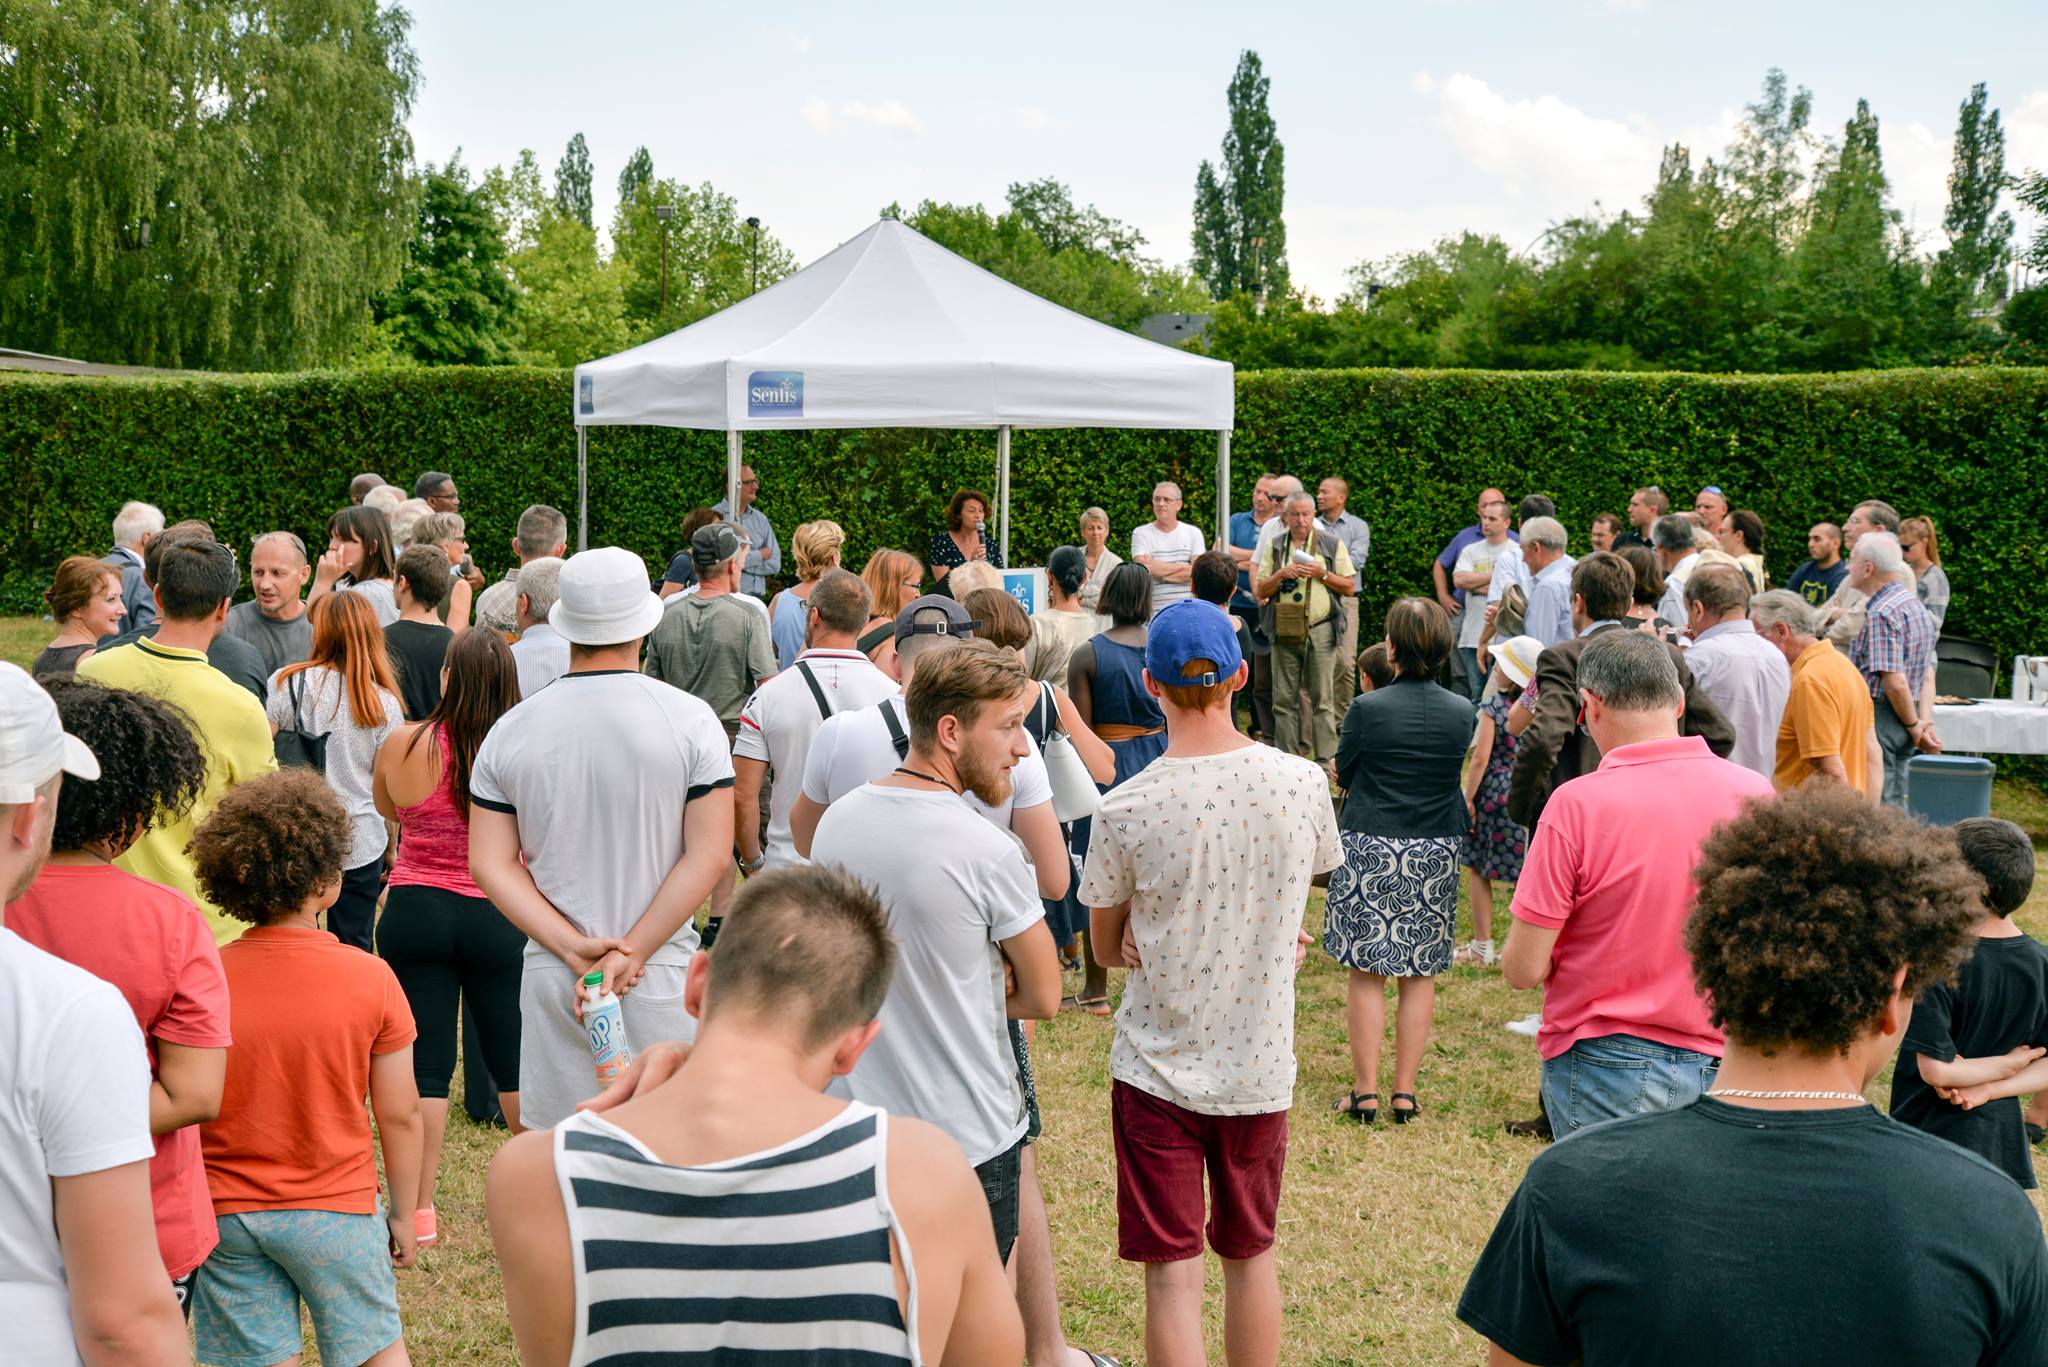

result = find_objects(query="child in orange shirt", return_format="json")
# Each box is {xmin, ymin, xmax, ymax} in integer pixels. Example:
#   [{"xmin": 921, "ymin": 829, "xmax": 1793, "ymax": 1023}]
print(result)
[{"xmin": 188, "ymin": 770, "xmax": 423, "ymax": 1367}]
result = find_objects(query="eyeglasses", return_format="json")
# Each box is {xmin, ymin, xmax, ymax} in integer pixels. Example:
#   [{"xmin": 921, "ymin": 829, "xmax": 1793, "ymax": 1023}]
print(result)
[{"xmin": 740, "ymin": 479, "xmax": 760, "ymax": 488}]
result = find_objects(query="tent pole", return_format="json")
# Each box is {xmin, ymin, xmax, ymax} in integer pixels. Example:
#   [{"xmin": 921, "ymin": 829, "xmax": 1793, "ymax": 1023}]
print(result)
[
  {"xmin": 1215, "ymin": 429, "xmax": 1232, "ymax": 548},
  {"xmin": 726, "ymin": 431, "xmax": 743, "ymax": 524},
  {"xmin": 996, "ymin": 426, "xmax": 1012, "ymax": 569},
  {"xmin": 577, "ymin": 427, "xmax": 589, "ymax": 551}
]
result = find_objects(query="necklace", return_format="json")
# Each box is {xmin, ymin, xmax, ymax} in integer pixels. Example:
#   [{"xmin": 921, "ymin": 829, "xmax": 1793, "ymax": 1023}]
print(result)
[
  {"xmin": 892, "ymin": 765, "xmax": 961, "ymax": 795},
  {"xmin": 1708, "ymin": 1088, "xmax": 1869, "ymax": 1103}
]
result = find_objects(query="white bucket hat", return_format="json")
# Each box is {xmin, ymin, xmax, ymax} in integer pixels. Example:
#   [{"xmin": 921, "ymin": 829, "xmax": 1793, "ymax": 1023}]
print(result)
[
  {"xmin": 0, "ymin": 663, "xmax": 99, "ymax": 803},
  {"xmin": 548, "ymin": 547, "xmax": 666, "ymax": 646},
  {"xmin": 1494, "ymin": 635, "xmax": 1545, "ymax": 691}
]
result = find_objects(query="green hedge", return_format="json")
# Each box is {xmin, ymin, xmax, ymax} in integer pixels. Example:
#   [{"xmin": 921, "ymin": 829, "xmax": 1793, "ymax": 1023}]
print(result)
[{"xmin": 4, "ymin": 366, "xmax": 2047, "ymax": 676}]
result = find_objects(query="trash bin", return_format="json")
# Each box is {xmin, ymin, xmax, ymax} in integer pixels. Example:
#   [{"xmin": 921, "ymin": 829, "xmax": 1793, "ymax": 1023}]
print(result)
[{"xmin": 1906, "ymin": 754, "xmax": 1994, "ymax": 826}]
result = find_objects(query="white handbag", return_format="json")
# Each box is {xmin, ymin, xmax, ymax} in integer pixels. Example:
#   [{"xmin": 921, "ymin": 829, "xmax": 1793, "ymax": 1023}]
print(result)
[{"xmin": 1038, "ymin": 684, "xmax": 1102, "ymax": 823}]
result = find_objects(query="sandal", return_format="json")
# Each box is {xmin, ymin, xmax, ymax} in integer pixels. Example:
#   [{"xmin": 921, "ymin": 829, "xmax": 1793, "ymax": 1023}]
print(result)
[
  {"xmin": 1390, "ymin": 1092, "xmax": 1421, "ymax": 1125},
  {"xmin": 1074, "ymin": 995, "xmax": 1112, "ymax": 1017},
  {"xmin": 1332, "ymin": 1090, "xmax": 1378, "ymax": 1123}
]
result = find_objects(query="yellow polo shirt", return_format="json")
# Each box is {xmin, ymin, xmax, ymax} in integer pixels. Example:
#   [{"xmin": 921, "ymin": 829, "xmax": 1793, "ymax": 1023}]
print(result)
[
  {"xmin": 1775, "ymin": 638, "xmax": 1874, "ymax": 794},
  {"xmin": 1257, "ymin": 533, "xmax": 1356, "ymax": 628},
  {"xmin": 78, "ymin": 637, "xmax": 277, "ymax": 942}
]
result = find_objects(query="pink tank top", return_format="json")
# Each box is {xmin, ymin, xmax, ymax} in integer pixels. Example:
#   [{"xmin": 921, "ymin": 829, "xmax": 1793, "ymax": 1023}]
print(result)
[{"xmin": 387, "ymin": 727, "xmax": 486, "ymax": 899}]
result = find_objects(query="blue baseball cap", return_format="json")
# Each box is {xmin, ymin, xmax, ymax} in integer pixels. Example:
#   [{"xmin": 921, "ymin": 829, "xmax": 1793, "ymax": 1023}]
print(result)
[{"xmin": 1145, "ymin": 600, "xmax": 1243, "ymax": 688}]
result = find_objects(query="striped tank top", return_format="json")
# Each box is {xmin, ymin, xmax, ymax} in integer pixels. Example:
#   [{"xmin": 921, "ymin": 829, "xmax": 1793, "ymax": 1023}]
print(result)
[{"xmin": 553, "ymin": 1102, "xmax": 921, "ymax": 1365}]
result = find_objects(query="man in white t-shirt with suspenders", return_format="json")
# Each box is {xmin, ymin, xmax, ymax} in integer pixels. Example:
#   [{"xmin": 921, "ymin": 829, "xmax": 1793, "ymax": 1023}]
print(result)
[
  {"xmin": 0, "ymin": 663, "xmax": 188, "ymax": 1363},
  {"xmin": 732, "ymin": 569, "xmax": 898, "ymax": 874},
  {"xmin": 468, "ymin": 548, "xmax": 737, "ymax": 1130}
]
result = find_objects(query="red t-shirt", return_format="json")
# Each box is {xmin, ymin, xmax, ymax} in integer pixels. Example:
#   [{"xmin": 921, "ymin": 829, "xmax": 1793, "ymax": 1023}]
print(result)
[
  {"xmin": 201, "ymin": 926, "xmax": 416, "ymax": 1215},
  {"xmin": 1511, "ymin": 736, "xmax": 1776, "ymax": 1062},
  {"xmin": 6, "ymin": 862, "xmax": 233, "ymax": 1277}
]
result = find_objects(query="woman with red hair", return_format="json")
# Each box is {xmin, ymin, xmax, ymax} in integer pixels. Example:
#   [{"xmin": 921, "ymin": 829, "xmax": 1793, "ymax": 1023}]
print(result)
[{"xmin": 267, "ymin": 591, "xmax": 404, "ymax": 950}]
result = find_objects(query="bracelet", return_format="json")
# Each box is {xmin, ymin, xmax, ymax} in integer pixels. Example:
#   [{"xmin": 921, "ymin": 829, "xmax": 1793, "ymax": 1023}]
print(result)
[{"xmin": 743, "ymin": 853, "xmax": 767, "ymax": 874}]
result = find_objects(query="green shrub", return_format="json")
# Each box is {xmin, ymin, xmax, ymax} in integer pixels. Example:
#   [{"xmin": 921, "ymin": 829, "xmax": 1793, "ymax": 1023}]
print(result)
[{"xmin": 4, "ymin": 365, "xmax": 2046, "ymax": 677}]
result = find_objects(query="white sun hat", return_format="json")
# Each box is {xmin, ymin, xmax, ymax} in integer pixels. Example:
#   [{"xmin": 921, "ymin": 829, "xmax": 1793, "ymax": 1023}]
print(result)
[{"xmin": 548, "ymin": 547, "xmax": 666, "ymax": 646}]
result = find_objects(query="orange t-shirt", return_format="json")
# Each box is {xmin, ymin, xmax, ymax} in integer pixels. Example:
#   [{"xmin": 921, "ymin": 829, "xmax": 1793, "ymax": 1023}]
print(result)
[
  {"xmin": 1775, "ymin": 639, "xmax": 1875, "ymax": 794},
  {"xmin": 200, "ymin": 926, "xmax": 416, "ymax": 1214}
]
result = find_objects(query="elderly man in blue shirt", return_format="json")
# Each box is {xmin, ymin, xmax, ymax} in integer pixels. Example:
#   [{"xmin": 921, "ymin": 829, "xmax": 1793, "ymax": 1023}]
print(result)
[
  {"xmin": 711, "ymin": 464, "xmax": 782, "ymax": 598},
  {"xmin": 1519, "ymin": 517, "xmax": 1576, "ymax": 647},
  {"xmin": 1317, "ymin": 477, "xmax": 1373, "ymax": 705}
]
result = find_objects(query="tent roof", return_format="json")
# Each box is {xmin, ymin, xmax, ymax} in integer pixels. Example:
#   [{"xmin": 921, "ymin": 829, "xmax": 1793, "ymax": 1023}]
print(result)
[{"xmin": 572, "ymin": 219, "xmax": 1233, "ymax": 432}]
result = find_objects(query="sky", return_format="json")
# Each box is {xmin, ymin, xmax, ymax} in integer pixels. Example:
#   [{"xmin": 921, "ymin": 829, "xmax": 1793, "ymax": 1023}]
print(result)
[{"xmin": 404, "ymin": 0, "xmax": 2048, "ymax": 302}]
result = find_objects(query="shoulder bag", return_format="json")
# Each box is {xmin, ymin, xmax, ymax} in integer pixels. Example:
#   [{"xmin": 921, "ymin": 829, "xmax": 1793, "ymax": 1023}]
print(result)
[
  {"xmin": 1037, "ymin": 682, "xmax": 1101, "ymax": 823},
  {"xmin": 272, "ymin": 672, "xmax": 329, "ymax": 773}
]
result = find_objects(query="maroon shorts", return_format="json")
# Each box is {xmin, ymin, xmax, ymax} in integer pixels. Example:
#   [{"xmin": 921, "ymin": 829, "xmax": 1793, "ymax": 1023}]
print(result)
[{"xmin": 1111, "ymin": 1079, "xmax": 1289, "ymax": 1263}]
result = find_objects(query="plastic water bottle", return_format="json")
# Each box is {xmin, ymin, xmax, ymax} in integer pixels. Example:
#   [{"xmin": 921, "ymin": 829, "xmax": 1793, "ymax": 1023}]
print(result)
[{"xmin": 582, "ymin": 970, "xmax": 631, "ymax": 1085}]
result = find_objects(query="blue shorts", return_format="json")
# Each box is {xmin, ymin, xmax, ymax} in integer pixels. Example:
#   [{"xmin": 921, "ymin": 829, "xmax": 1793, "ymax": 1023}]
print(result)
[{"xmin": 192, "ymin": 1208, "xmax": 402, "ymax": 1367}]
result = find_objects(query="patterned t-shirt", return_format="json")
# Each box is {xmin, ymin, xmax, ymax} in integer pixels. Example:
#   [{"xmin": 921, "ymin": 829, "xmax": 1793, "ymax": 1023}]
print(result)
[{"xmin": 1080, "ymin": 743, "xmax": 1342, "ymax": 1116}]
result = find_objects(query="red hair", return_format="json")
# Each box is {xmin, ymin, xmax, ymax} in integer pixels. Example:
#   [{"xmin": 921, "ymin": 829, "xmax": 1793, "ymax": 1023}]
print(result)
[{"xmin": 276, "ymin": 592, "xmax": 399, "ymax": 727}]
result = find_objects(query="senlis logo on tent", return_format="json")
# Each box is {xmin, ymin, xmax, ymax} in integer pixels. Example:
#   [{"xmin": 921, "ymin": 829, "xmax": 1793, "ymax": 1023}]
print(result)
[
  {"xmin": 747, "ymin": 370, "xmax": 804, "ymax": 418},
  {"xmin": 578, "ymin": 374, "xmax": 594, "ymax": 416}
]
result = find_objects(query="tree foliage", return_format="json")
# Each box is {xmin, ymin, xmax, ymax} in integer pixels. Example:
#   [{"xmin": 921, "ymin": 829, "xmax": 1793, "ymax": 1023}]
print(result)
[
  {"xmin": 372, "ymin": 158, "xmax": 519, "ymax": 366},
  {"xmin": 553, "ymin": 133, "xmax": 594, "ymax": 230},
  {"xmin": 1196, "ymin": 70, "xmax": 2039, "ymax": 373},
  {"xmin": 610, "ymin": 174, "xmax": 797, "ymax": 339},
  {"xmin": 893, "ymin": 180, "xmax": 1207, "ymax": 332},
  {"xmin": 0, "ymin": 0, "xmax": 421, "ymax": 369},
  {"xmin": 1191, "ymin": 50, "xmax": 1287, "ymax": 300}
]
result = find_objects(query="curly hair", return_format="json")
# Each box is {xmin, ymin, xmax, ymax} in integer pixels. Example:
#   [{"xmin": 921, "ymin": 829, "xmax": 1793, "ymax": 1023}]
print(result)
[
  {"xmin": 42, "ymin": 678, "xmax": 208, "ymax": 854},
  {"xmin": 188, "ymin": 769, "xmax": 351, "ymax": 924},
  {"xmin": 1686, "ymin": 782, "xmax": 1982, "ymax": 1056}
]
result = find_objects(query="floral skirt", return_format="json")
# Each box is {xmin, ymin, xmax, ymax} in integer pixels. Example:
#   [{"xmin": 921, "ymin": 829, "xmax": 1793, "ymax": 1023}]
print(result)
[{"xmin": 1322, "ymin": 831, "xmax": 1460, "ymax": 977}]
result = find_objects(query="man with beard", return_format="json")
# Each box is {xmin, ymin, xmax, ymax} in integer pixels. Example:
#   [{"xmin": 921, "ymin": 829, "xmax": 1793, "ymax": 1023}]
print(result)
[
  {"xmin": 809, "ymin": 638, "xmax": 1063, "ymax": 1268},
  {"xmin": 0, "ymin": 664, "xmax": 188, "ymax": 1361}
]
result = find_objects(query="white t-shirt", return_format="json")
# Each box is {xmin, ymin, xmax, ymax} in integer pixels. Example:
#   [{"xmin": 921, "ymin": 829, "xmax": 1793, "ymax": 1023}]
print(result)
[
  {"xmin": 266, "ymin": 665, "xmax": 403, "ymax": 869},
  {"xmin": 811, "ymin": 785, "xmax": 1044, "ymax": 1164},
  {"xmin": 800, "ymin": 695, "xmax": 1053, "ymax": 829},
  {"xmin": 734, "ymin": 649, "xmax": 901, "ymax": 869},
  {"xmin": 1080, "ymin": 745, "xmax": 1342, "ymax": 1116},
  {"xmin": 1130, "ymin": 520, "xmax": 1207, "ymax": 611},
  {"xmin": 1485, "ymin": 540, "xmax": 1529, "ymax": 606},
  {"xmin": 470, "ymin": 670, "xmax": 734, "ymax": 961},
  {"xmin": 0, "ymin": 930, "xmax": 154, "ymax": 1365},
  {"xmin": 1453, "ymin": 538, "xmax": 1509, "ymax": 647}
]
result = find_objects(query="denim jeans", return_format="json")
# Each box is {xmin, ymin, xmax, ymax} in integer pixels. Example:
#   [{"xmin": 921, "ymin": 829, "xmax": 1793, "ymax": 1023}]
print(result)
[
  {"xmin": 1874, "ymin": 703, "xmax": 1916, "ymax": 809},
  {"xmin": 1539, "ymin": 1034, "xmax": 1720, "ymax": 1140}
]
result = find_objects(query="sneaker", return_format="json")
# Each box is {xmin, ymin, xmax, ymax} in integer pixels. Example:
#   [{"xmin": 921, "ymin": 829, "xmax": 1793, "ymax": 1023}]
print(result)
[
  {"xmin": 1505, "ymin": 1012, "xmax": 1542, "ymax": 1038},
  {"xmin": 1453, "ymin": 940, "xmax": 1498, "ymax": 967},
  {"xmin": 1504, "ymin": 1110, "xmax": 1554, "ymax": 1141},
  {"xmin": 2028, "ymin": 1121, "xmax": 2046, "ymax": 1147},
  {"xmin": 414, "ymin": 1205, "xmax": 438, "ymax": 1245}
]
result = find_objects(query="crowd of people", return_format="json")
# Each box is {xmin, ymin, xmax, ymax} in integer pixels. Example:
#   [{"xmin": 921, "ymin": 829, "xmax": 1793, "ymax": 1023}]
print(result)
[{"xmin": 0, "ymin": 458, "xmax": 2041, "ymax": 1367}]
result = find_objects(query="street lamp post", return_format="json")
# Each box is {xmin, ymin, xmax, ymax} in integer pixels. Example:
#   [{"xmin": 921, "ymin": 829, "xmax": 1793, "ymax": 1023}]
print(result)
[
  {"xmin": 745, "ymin": 216, "xmax": 760, "ymax": 293},
  {"xmin": 655, "ymin": 203, "xmax": 674, "ymax": 313}
]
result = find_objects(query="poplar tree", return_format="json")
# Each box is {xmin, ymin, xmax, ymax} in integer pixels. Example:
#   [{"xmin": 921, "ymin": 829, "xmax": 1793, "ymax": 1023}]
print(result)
[
  {"xmin": 554, "ymin": 133, "xmax": 594, "ymax": 229},
  {"xmin": 1190, "ymin": 50, "xmax": 1287, "ymax": 300}
]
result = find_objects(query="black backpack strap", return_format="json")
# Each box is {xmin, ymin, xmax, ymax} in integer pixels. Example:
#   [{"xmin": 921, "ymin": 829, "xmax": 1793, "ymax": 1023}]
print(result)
[
  {"xmin": 793, "ymin": 661, "xmax": 834, "ymax": 721},
  {"xmin": 878, "ymin": 699, "xmax": 910, "ymax": 761}
]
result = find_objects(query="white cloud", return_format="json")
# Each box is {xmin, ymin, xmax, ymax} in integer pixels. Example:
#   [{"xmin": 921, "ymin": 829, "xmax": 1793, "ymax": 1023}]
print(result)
[
  {"xmin": 840, "ymin": 99, "xmax": 923, "ymax": 135},
  {"xmin": 798, "ymin": 97, "xmax": 924, "ymax": 137},
  {"xmin": 1421, "ymin": 72, "xmax": 1662, "ymax": 211},
  {"xmin": 1015, "ymin": 106, "xmax": 1051, "ymax": 131}
]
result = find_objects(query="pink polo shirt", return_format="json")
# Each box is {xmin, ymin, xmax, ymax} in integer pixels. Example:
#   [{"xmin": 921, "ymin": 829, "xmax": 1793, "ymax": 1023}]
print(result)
[{"xmin": 1511, "ymin": 735, "xmax": 1775, "ymax": 1062}]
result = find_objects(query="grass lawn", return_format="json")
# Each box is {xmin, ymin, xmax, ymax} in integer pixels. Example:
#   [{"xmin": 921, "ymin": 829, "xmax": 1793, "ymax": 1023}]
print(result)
[{"xmin": 4, "ymin": 617, "xmax": 2045, "ymax": 1363}]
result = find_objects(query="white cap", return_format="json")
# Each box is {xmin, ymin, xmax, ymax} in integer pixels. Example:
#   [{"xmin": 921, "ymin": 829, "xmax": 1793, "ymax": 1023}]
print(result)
[
  {"xmin": 1494, "ymin": 635, "xmax": 1545, "ymax": 691},
  {"xmin": 0, "ymin": 663, "xmax": 99, "ymax": 803},
  {"xmin": 548, "ymin": 547, "xmax": 667, "ymax": 646}
]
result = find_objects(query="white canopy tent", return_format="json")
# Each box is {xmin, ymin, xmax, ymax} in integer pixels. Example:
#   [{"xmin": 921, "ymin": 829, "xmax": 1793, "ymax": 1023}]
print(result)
[{"xmin": 570, "ymin": 219, "xmax": 1235, "ymax": 564}]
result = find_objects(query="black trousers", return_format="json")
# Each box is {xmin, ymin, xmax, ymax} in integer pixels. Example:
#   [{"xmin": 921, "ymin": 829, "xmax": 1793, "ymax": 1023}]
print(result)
[
  {"xmin": 376, "ymin": 884, "xmax": 525, "ymax": 1101},
  {"xmin": 329, "ymin": 858, "xmax": 384, "ymax": 952}
]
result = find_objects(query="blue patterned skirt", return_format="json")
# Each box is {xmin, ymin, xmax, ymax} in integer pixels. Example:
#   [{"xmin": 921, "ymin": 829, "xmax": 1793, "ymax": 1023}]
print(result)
[{"xmin": 1322, "ymin": 831, "xmax": 1461, "ymax": 977}]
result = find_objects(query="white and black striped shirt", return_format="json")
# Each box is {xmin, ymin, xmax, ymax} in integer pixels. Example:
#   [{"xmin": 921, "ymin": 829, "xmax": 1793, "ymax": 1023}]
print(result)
[{"xmin": 554, "ymin": 1102, "xmax": 921, "ymax": 1365}]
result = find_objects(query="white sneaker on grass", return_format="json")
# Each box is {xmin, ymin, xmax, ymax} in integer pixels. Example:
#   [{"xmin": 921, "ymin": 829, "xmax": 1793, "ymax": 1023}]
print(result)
[{"xmin": 1505, "ymin": 1012, "xmax": 1542, "ymax": 1037}]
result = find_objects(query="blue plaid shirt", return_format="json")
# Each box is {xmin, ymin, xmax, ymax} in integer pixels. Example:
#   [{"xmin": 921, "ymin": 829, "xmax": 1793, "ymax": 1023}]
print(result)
[{"xmin": 1850, "ymin": 581, "xmax": 1937, "ymax": 699}]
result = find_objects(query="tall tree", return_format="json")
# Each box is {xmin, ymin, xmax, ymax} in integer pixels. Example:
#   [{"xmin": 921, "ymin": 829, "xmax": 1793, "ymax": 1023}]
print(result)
[
  {"xmin": 1189, "ymin": 50, "xmax": 1288, "ymax": 299},
  {"xmin": 1933, "ymin": 84, "xmax": 2014, "ymax": 318},
  {"xmin": 479, "ymin": 149, "xmax": 548, "ymax": 254},
  {"xmin": 0, "ymin": 0, "xmax": 421, "ymax": 370},
  {"xmin": 610, "ymin": 180, "xmax": 796, "ymax": 337},
  {"xmin": 374, "ymin": 157, "xmax": 519, "ymax": 366},
  {"xmin": 1787, "ymin": 99, "xmax": 1913, "ymax": 368},
  {"xmin": 617, "ymin": 147, "xmax": 654, "ymax": 208},
  {"xmin": 2021, "ymin": 173, "xmax": 2048, "ymax": 271},
  {"xmin": 554, "ymin": 133, "xmax": 594, "ymax": 229}
]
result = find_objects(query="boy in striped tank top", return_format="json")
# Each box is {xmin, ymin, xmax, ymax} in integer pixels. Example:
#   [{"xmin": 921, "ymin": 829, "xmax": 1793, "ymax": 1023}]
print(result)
[{"xmin": 487, "ymin": 865, "xmax": 1024, "ymax": 1366}]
